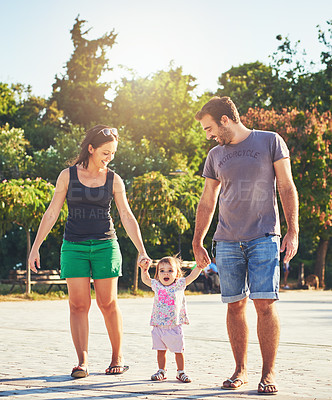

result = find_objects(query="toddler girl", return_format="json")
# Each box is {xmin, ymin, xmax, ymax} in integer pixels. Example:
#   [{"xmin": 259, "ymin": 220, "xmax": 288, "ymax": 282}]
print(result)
[{"xmin": 140, "ymin": 256, "xmax": 201, "ymax": 383}]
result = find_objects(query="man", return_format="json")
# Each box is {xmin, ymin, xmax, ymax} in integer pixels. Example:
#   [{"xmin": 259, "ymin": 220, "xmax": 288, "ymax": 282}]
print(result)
[{"xmin": 192, "ymin": 96, "xmax": 298, "ymax": 395}]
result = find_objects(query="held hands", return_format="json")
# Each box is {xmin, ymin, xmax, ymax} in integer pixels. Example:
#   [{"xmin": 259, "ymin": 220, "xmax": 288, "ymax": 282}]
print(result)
[
  {"xmin": 138, "ymin": 253, "xmax": 152, "ymax": 271},
  {"xmin": 280, "ymin": 231, "xmax": 299, "ymax": 263},
  {"xmin": 28, "ymin": 248, "xmax": 40, "ymax": 273},
  {"xmin": 192, "ymin": 244, "xmax": 211, "ymax": 270}
]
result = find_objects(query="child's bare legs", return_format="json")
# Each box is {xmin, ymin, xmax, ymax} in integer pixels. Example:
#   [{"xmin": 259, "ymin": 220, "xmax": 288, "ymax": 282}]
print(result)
[
  {"xmin": 175, "ymin": 352, "xmax": 191, "ymax": 383},
  {"xmin": 151, "ymin": 350, "xmax": 167, "ymax": 380},
  {"xmin": 175, "ymin": 352, "xmax": 184, "ymax": 371},
  {"xmin": 157, "ymin": 350, "xmax": 167, "ymax": 370}
]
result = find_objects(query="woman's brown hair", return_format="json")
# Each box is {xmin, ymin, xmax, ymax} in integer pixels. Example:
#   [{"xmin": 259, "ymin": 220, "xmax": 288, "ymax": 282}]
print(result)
[{"xmin": 73, "ymin": 125, "xmax": 118, "ymax": 168}]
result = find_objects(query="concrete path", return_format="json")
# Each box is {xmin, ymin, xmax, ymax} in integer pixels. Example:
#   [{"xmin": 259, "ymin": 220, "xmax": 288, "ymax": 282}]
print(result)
[{"xmin": 0, "ymin": 290, "xmax": 331, "ymax": 399}]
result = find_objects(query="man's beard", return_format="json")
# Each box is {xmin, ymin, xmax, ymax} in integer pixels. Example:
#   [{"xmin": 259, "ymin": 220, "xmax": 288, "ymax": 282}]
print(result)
[{"xmin": 217, "ymin": 126, "xmax": 233, "ymax": 146}]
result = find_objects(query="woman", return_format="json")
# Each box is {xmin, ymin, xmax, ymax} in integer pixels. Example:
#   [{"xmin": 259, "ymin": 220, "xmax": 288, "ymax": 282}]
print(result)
[{"xmin": 28, "ymin": 125, "xmax": 151, "ymax": 378}]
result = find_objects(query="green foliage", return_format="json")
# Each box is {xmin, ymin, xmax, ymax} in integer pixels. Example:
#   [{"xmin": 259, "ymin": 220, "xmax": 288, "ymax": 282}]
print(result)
[
  {"xmin": 0, "ymin": 83, "xmax": 26, "ymax": 126},
  {"xmin": 269, "ymin": 20, "xmax": 331, "ymax": 113},
  {"xmin": 216, "ymin": 21, "xmax": 331, "ymax": 114},
  {"xmin": 125, "ymin": 171, "xmax": 190, "ymax": 245},
  {"xmin": 0, "ymin": 124, "xmax": 34, "ymax": 180},
  {"xmin": 242, "ymin": 107, "xmax": 332, "ymax": 240},
  {"xmin": 0, "ymin": 178, "xmax": 67, "ymax": 236},
  {"xmin": 216, "ymin": 62, "xmax": 285, "ymax": 114},
  {"xmin": 14, "ymin": 96, "xmax": 64, "ymax": 150},
  {"xmin": 52, "ymin": 16, "xmax": 117, "ymax": 128},
  {"xmin": 33, "ymin": 124, "xmax": 85, "ymax": 181},
  {"xmin": 110, "ymin": 137, "xmax": 168, "ymax": 185},
  {"xmin": 110, "ymin": 65, "xmax": 206, "ymax": 173}
]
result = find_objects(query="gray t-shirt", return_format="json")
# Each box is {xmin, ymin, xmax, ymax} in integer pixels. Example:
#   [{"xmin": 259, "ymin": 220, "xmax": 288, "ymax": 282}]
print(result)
[{"xmin": 203, "ymin": 129, "xmax": 289, "ymax": 242}]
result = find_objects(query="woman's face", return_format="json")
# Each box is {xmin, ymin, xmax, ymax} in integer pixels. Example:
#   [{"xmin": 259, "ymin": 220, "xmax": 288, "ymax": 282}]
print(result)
[{"xmin": 88, "ymin": 141, "xmax": 118, "ymax": 169}]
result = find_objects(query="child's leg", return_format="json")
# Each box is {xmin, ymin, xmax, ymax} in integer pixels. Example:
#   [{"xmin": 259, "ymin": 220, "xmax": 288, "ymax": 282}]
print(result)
[
  {"xmin": 157, "ymin": 350, "xmax": 167, "ymax": 370},
  {"xmin": 175, "ymin": 352, "xmax": 191, "ymax": 383},
  {"xmin": 151, "ymin": 350, "xmax": 167, "ymax": 381},
  {"xmin": 175, "ymin": 352, "xmax": 184, "ymax": 371}
]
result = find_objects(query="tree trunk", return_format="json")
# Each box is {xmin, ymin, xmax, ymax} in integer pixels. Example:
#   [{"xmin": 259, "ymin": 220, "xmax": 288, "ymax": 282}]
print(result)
[
  {"xmin": 298, "ymin": 263, "xmax": 305, "ymax": 288},
  {"xmin": 314, "ymin": 238, "xmax": 329, "ymax": 289},
  {"xmin": 133, "ymin": 253, "xmax": 139, "ymax": 293},
  {"xmin": 25, "ymin": 229, "xmax": 31, "ymax": 295}
]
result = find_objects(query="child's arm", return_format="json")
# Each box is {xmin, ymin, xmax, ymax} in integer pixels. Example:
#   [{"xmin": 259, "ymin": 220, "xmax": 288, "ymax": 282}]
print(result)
[
  {"xmin": 140, "ymin": 266, "xmax": 152, "ymax": 287},
  {"xmin": 185, "ymin": 266, "xmax": 203, "ymax": 286}
]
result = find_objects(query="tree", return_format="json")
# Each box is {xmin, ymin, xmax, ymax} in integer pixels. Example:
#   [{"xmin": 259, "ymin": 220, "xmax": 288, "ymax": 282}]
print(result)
[
  {"xmin": 52, "ymin": 16, "xmax": 117, "ymax": 128},
  {"xmin": 0, "ymin": 124, "xmax": 34, "ymax": 180},
  {"xmin": 111, "ymin": 171, "xmax": 204, "ymax": 290},
  {"xmin": 216, "ymin": 62, "xmax": 288, "ymax": 114},
  {"xmin": 14, "ymin": 96, "xmax": 64, "ymax": 151},
  {"xmin": 216, "ymin": 21, "xmax": 331, "ymax": 114},
  {"xmin": 270, "ymin": 20, "xmax": 331, "ymax": 113},
  {"xmin": 0, "ymin": 83, "xmax": 25, "ymax": 127},
  {"xmin": 0, "ymin": 178, "xmax": 67, "ymax": 293},
  {"xmin": 32, "ymin": 124, "xmax": 85, "ymax": 182},
  {"xmin": 242, "ymin": 107, "xmax": 332, "ymax": 287},
  {"xmin": 110, "ymin": 65, "xmax": 208, "ymax": 175}
]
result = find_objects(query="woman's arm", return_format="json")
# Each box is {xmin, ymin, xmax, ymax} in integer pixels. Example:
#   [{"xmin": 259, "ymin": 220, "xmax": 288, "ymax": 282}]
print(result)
[
  {"xmin": 185, "ymin": 266, "xmax": 202, "ymax": 286},
  {"xmin": 28, "ymin": 169, "xmax": 69, "ymax": 272},
  {"xmin": 140, "ymin": 267, "xmax": 152, "ymax": 287},
  {"xmin": 113, "ymin": 173, "xmax": 151, "ymax": 264}
]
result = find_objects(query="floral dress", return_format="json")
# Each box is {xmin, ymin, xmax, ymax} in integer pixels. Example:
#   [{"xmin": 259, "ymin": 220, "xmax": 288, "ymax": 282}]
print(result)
[{"xmin": 150, "ymin": 278, "xmax": 189, "ymax": 327}]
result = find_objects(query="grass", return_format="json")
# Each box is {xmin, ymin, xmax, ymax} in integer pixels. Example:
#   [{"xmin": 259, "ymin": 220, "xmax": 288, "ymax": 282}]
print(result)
[
  {"xmin": 0, "ymin": 284, "xmax": 155, "ymax": 301},
  {"xmin": 0, "ymin": 284, "xmax": 202, "ymax": 301}
]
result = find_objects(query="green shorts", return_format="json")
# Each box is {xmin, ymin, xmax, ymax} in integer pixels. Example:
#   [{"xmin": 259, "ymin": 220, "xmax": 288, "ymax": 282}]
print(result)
[{"xmin": 60, "ymin": 239, "xmax": 122, "ymax": 279}]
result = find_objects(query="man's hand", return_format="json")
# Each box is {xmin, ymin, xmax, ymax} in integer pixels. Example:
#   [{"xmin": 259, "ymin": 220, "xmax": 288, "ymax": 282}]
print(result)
[
  {"xmin": 280, "ymin": 231, "xmax": 298, "ymax": 263},
  {"xmin": 193, "ymin": 244, "xmax": 211, "ymax": 270}
]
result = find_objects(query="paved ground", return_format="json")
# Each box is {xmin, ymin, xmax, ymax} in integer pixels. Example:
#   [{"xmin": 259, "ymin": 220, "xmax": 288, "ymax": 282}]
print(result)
[{"xmin": 0, "ymin": 290, "xmax": 331, "ymax": 400}]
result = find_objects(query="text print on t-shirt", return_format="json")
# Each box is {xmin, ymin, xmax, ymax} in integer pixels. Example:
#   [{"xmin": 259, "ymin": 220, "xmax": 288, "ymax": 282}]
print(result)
[{"xmin": 218, "ymin": 149, "xmax": 261, "ymax": 167}]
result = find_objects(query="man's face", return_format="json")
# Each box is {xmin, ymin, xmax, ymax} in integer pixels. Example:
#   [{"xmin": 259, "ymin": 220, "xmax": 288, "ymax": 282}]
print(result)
[{"xmin": 199, "ymin": 114, "xmax": 234, "ymax": 146}]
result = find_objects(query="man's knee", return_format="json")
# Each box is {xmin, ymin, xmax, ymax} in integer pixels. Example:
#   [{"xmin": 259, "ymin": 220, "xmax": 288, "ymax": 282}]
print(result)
[
  {"xmin": 228, "ymin": 297, "xmax": 248, "ymax": 313},
  {"xmin": 253, "ymin": 299, "xmax": 276, "ymax": 315}
]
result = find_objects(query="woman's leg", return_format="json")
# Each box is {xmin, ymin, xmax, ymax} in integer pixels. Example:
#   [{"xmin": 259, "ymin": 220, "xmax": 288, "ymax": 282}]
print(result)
[
  {"xmin": 94, "ymin": 277, "xmax": 124, "ymax": 372},
  {"xmin": 66, "ymin": 277, "xmax": 91, "ymax": 367}
]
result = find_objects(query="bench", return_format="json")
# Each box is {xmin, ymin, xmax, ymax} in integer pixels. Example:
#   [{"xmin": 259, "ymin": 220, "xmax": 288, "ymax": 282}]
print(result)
[{"xmin": 1, "ymin": 269, "xmax": 68, "ymax": 293}]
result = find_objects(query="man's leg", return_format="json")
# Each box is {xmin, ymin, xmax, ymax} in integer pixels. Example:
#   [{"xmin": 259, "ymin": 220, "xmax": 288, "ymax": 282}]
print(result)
[
  {"xmin": 253, "ymin": 299, "xmax": 280, "ymax": 394},
  {"xmin": 222, "ymin": 297, "xmax": 249, "ymax": 388}
]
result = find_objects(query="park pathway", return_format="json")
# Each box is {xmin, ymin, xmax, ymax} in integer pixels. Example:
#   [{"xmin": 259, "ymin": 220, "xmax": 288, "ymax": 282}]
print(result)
[{"xmin": 0, "ymin": 290, "xmax": 331, "ymax": 399}]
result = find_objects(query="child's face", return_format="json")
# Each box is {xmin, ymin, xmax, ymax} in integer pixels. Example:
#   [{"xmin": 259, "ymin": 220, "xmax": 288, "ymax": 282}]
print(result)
[{"xmin": 158, "ymin": 262, "xmax": 177, "ymax": 286}]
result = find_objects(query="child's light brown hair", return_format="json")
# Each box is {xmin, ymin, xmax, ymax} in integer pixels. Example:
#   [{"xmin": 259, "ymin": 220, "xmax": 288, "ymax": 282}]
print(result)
[{"xmin": 154, "ymin": 256, "xmax": 183, "ymax": 280}]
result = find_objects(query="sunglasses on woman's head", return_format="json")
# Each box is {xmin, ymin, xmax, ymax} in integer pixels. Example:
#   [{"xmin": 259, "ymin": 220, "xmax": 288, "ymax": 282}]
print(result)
[{"xmin": 97, "ymin": 128, "xmax": 118, "ymax": 139}]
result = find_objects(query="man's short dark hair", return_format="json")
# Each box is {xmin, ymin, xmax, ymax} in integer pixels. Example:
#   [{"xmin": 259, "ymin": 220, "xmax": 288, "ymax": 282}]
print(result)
[{"xmin": 195, "ymin": 96, "xmax": 240, "ymax": 124}]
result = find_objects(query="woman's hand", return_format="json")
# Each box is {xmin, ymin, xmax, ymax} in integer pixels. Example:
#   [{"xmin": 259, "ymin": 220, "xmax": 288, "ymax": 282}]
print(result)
[
  {"xmin": 28, "ymin": 248, "xmax": 40, "ymax": 273},
  {"xmin": 138, "ymin": 254, "xmax": 152, "ymax": 271}
]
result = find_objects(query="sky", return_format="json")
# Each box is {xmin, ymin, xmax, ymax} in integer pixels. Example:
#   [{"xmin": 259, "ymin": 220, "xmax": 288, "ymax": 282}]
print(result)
[{"xmin": 0, "ymin": 0, "xmax": 330, "ymax": 100}]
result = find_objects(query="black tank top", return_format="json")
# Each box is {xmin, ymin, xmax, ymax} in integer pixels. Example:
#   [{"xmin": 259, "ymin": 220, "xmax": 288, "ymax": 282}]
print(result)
[{"xmin": 64, "ymin": 166, "xmax": 117, "ymax": 242}]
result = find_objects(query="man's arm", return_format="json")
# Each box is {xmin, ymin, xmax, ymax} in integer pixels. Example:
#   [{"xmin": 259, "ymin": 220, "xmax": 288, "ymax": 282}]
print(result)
[
  {"xmin": 192, "ymin": 177, "xmax": 221, "ymax": 268},
  {"xmin": 274, "ymin": 157, "xmax": 299, "ymax": 263}
]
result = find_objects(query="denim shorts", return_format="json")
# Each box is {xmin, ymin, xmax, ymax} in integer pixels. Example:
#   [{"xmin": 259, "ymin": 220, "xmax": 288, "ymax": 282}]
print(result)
[
  {"xmin": 215, "ymin": 235, "xmax": 280, "ymax": 303},
  {"xmin": 60, "ymin": 239, "xmax": 122, "ymax": 279}
]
